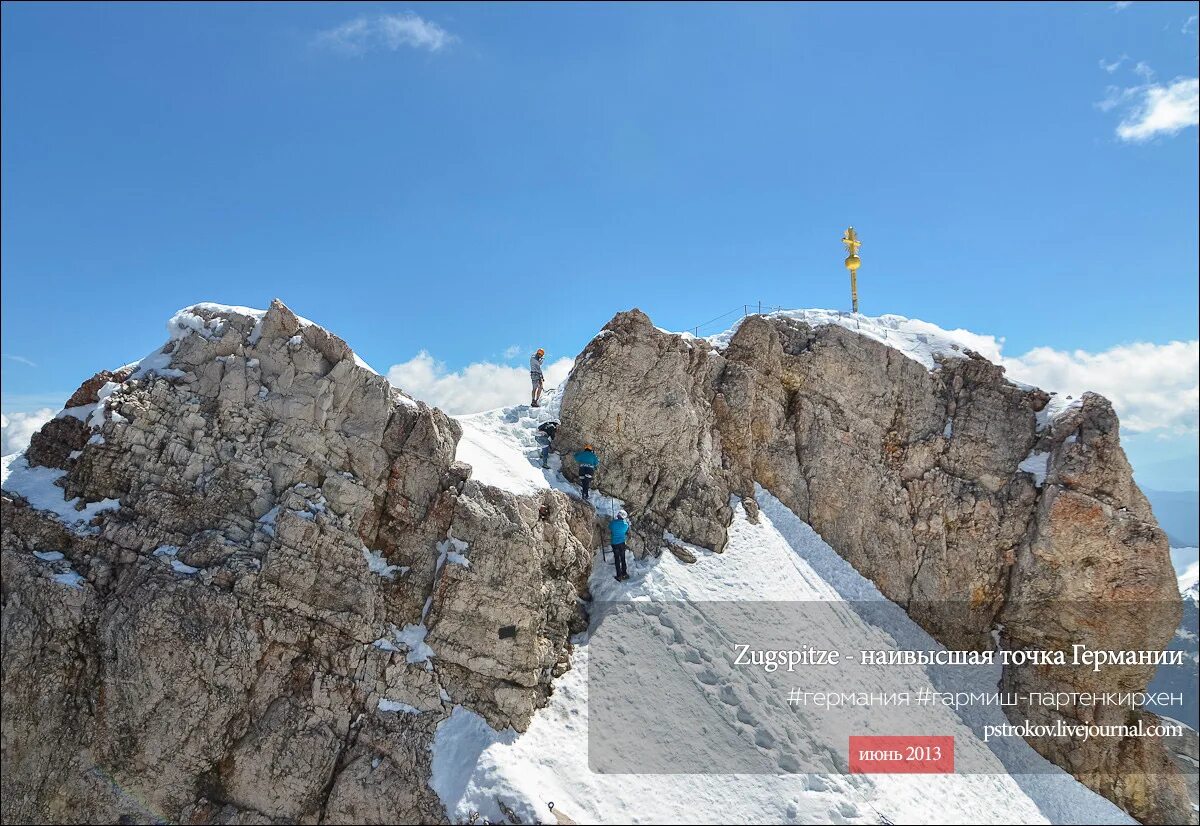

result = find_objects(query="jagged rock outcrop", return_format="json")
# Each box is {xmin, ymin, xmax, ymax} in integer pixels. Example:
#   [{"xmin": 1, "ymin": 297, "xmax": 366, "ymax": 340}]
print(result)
[
  {"xmin": 557, "ymin": 319, "xmax": 730, "ymax": 551},
  {"xmin": 2, "ymin": 301, "xmax": 596, "ymax": 824},
  {"xmin": 557, "ymin": 308, "xmax": 1189, "ymax": 825},
  {"xmin": 1001, "ymin": 394, "xmax": 1189, "ymax": 825}
]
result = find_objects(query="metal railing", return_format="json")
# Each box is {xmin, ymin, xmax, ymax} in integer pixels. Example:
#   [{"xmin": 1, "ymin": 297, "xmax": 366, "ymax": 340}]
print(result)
[{"xmin": 685, "ymin": 302, "xmax": 786, "ymax": 337}]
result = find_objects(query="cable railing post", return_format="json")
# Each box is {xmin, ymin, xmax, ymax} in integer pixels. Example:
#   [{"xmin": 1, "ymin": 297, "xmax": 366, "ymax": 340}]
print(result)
[{"xmin": 686, "ymin": 302, "xmax": 792, "ymax": 338}]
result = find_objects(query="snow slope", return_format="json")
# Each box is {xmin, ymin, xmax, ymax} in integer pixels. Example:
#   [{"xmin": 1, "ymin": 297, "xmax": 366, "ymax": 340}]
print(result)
[
  {"xmin": 454, "ymin": 389, "xmax": 624, "ymax": 518},
  {"xmin": 704, "ymin": 308, "xmax": 1006, "ymax": 371},
  {"xmin": 441, "ymin": 396, "xmax": 1134, "ymax": 825}
]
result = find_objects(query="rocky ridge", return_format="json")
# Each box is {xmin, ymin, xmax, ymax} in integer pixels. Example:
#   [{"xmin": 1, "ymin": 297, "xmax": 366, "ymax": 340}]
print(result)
[
  {"xmin": 555, "ymin": 308, "xmax": 1190, "ymax": 825},
  {"xmin": 2, "ymin": 300, "xmax": 598, "ymax": 824},
  {"xmin": 1, "ymin": 300, "xmax": 1192, "ymax": 825}
]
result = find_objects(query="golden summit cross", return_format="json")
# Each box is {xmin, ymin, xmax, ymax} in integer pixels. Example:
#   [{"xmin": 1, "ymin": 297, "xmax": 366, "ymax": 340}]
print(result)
[{"xmin": 842, "ymin": 226, "xmax": 862, "ymax": 314}]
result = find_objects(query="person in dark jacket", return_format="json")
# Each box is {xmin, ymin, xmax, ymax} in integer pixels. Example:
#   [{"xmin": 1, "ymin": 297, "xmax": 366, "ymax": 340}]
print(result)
[
  {"xmin": 536, "ymin": 420, "xmax": 559, "ymax": 469},
  {"xmin": 609, "ymin": 509, "xmax": 630, "ymax": 581},
  {"xmin": 573, "ymin": 444, "xmax": 599, "ymax": 500}
]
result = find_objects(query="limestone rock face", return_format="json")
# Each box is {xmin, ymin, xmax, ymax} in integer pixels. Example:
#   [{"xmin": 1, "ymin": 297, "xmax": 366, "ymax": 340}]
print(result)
[
  {"xmin": 558, "ymin": 309, "xmax": 1187, "ymax": 824},
  {"xmin": 1001, "ymin": 394, "xmax": 1188, "ymax": 825},
  {"xmin": 427, "ymin": 483, "xmax": 595, "ymax": 727},
  {"xmin": 1, "ymin": 300, "xmax": 593, "ymax": 824},
  {"xmin": 555, "ymin": 310, "xmax": 732, "ymax": 551}
]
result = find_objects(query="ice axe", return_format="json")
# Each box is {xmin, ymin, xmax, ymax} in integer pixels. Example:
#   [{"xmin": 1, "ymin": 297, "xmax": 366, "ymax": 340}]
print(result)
[
  {"xmin": 600, "ymin": 497, "xmax": 620, "ymax": 567},
  {"xmin": 600, "ymin": 505, "xmax": 609, "ymax": 564},
  {"xmin": 600, "ymin": 497, "xmax": 613, "ymax": 565}
]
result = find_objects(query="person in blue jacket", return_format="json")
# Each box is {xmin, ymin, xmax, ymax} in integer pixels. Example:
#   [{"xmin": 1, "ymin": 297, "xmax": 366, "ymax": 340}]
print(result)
[
  {"xmin": 573, "ymin": 443, "xmax": 599, "ymax": 500},
  {"xmin": 609, "ymin": 509, "xmax": 630, "ymax": 581}
]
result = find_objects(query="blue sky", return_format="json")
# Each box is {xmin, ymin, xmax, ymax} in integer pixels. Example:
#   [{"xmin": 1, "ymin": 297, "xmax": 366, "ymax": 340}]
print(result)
[{"xmin": 2, "ymin": 2, "xmax": 1197, "ymax": 488}]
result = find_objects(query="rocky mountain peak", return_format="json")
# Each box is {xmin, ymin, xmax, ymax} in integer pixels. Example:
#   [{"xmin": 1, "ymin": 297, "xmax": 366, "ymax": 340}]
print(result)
[
  {"xmin": 2, "ymin": 300, "xmax": 597, "ymax": 823},
  {"xmin": 557, "ymin": 307, "xmax": 1189, "ymax": 824}
]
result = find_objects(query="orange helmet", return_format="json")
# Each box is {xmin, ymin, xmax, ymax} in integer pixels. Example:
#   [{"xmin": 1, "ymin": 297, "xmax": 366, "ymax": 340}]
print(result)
[
  {"xmin": 536, "ymin": 348, "xmax": 545, "ymax": 357},
  {"xmin": 583, "ymin": 443, "xmax": 593, "ymax": 451}
]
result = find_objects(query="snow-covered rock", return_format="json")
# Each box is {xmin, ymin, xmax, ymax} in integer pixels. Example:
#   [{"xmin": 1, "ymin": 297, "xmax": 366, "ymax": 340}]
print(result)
[
  {"xmin": 556, "ymin": 307, "xmax": 1187, "ymax": 824},
  {"xmin": 1, "ymin": 300, "xmax": 1190, "ymax": 826},
  {"xmin": 1, "ymin": 300, "xmax": 596, "ymax": 824}
]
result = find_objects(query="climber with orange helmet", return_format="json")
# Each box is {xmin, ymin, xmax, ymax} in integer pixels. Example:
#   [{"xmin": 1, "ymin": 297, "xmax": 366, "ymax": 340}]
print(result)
[
  {"xmin": 530, "ymin": 348, "xmax": 546, "ymax": 407},
  {"xmin": 573, "ymin": 443, "xmax": 599, "ymax": 500}
]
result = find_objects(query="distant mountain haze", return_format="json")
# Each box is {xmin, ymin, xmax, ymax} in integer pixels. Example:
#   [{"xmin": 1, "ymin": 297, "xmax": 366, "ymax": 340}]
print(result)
[{"xmin": 1145, "ymin": 489, "xmax": 1200, "ymax": 547}]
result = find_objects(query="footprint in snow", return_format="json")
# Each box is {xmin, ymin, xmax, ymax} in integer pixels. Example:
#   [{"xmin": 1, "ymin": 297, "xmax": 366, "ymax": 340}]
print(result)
[
  {"xmin": 735, "ymin": 705, "xmax": 757, "ymax": 725},
  {"xmin": 827, "ymin": 800, "xmax": 863, "ymax": 824},
  {"xmin": 800, "ymin": 774, "xmax": 831, "ymax": 792},
  {"xmin": 754, "ymin": 728, "xmax": 776, "ymax": 749}
]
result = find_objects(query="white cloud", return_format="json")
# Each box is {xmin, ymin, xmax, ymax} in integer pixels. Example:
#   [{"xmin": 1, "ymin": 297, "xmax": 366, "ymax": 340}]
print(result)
[
  {"xmin": 1099, "ymin": 56, "xmax": 1127, "ymax": 74},
  {"xmin": 503, "ymin": 345, "xmax": 522, "ymax": 360},
  {"xmin": 384, "ymin": 336, "xmax": 1196, "ymax": 435},
  {"xmin": 1002, "ymin": 341, "xmax": 1199, "ymax": 435},
  {"xmin": 1183, "ymin": 14, "xmax": 1198, "ymax": 35},
  {"xmin": 2, "ymin": 354, "xmax": 37, "ymax": 368},
  {"xmin": 1110, "ymin": 1, "xmax": 1133, "ymax": 10},
  {"xmin": 1, "ymin": 408, "xmax": 55, "ymax": 457},
  {"xmin": 1097, "ymin": 85, "xmax": 1125, "ymax": 113},
  {"xmin": 387, "ymin": 353, "xmax": 574, "ymax": 415},
  {"xmin": 1101, "ymin": 76, "xmax": 1199, "ymax": 142},
  {"xmin": 315, "ymin": 12, "xmax": 455, "ymax": 55}
]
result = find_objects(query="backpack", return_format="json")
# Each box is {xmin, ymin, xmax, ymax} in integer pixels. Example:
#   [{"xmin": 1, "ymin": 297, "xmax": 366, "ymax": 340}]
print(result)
[{"xmin": 537, "ymin": 421, "xmax": 559, "ymax": 439}]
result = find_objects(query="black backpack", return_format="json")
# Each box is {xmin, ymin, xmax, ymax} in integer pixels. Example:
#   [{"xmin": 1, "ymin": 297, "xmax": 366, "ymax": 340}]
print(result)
[{"xmin": 537, "ymin": 421, "xmax": 559, "ymax": 439}]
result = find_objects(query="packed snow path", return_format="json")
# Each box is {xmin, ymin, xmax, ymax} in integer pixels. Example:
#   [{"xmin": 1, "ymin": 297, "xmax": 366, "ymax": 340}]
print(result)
[
  {"xmin": 454, "ymin": 388, "xmax": 625, "ymax": 516},
  {"xmin": 440, "ymin": 394, "xmax": 1133, "ymax": 825}
]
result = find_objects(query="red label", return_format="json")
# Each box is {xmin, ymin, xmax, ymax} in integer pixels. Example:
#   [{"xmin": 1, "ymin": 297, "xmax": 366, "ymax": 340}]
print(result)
[{"xmin": 848, "ymin": 736, "xmax": 954, "ymax": 774}]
